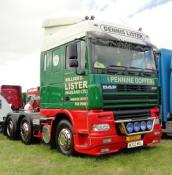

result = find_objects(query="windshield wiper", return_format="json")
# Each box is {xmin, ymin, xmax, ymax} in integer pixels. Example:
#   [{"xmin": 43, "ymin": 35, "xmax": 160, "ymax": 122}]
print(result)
[
  {"xmin": 144, "ymin": 68, "xmax": 156, "ymax": 72},
  {"xmin": 105, "ymin": 65, "xmax": 156, "ymax": 76},
  {"xmin": 125, "ymin": 66, "xmax": 156, "ymax": 72},
  {"xmin": 106, "ymin": 65, "xmax": 127, "ymax": 70},
  {"xmin": 107, "ymin": 65, "xmax": 155, "ymax": 71},
  {"xmin": 106, "ymin": 65, "xmax": 144, "ymax": 72},
  {"xmin": 105, "ymin": 65, "xmax": 129, "ymax": 74},
  {"xmin": 127, "ymin": 66, "xmax": 145, "ymax": 71}
]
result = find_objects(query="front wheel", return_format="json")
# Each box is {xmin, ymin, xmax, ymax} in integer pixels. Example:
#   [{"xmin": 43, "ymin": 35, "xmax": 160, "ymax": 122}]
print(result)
[
  {"xmin": 55, "ymin": 120, "xmax": 76, "ymax": 156},
  {"xmin": 20, "ymin": 117, "xmax": 32, "ymax": 144}
]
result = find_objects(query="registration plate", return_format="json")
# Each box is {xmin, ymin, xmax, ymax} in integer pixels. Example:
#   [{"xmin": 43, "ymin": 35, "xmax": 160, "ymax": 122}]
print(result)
[
  {"xmin": 127, "ymin": 140, "xmax": 143, "ymax": 148},
  {"xmin": 126, "ymin": 135, "xmax": 141, "ymax": 142}
]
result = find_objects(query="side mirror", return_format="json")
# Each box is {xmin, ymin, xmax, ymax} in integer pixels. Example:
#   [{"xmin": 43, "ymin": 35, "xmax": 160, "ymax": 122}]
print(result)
[
  {"xmin": 67, "ymin": 43, "xmax": 77, "ymax": 59},
  {"xmin": 69, "ymin": 59, "xmax": 78, "ymax": 68},
  {"xmin": 153, "ymin": 50, "xmax": 161, "ymax": 71},
  {"xmin": 78, "ymin": 41, "xmax": 86, "ymax": 75},
  {"xmin": 153, "ymin": 50, "xmax": 161, "ymax": 60}
]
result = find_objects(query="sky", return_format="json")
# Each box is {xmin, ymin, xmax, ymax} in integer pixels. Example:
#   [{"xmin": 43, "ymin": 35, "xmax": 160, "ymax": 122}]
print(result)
[{"xmin": 0, "ymin": 0, "xmax": 172, "ymax": 91}]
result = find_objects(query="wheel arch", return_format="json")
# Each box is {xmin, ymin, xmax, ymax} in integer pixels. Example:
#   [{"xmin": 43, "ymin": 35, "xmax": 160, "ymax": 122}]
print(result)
[{"xmin": 50, "ymin": 112, "xmax": 74, "ymax": 148}]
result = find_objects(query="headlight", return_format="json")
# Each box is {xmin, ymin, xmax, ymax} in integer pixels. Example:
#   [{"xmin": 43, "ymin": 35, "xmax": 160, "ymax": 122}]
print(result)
[
  {"xmin": 134, "ymin": 122, "xmax": 141, "ymax": 132},
  {"xmin": 140, "ymin": 121, "xmax": 147, "ymax": 131},
  {"xmin": 147, "ymin": 120, "xmax": 153, "ymax": 130},
  {"xmin": 92, "ymin": 124, "xmax": 110, "ymax": 131},
  {"xmin": 126, "ymin": 122, "xmax": 134, "ymax": 133}
]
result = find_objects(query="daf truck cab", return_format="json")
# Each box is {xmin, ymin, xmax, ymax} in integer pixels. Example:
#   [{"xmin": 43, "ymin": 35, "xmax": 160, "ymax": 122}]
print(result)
[{"xmin": 3, "ymin": 17, "xmax": 162, "ymax": 156}]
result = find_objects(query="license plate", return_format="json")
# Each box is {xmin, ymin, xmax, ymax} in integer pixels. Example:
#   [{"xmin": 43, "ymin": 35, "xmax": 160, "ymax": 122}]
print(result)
[
  {"xmin": 126, "ymin": 135, "xmax": 141, "ymax": 142},
  {"xmin": 127, "ymin": 140, "xmax": 143, "ymax": 148}
]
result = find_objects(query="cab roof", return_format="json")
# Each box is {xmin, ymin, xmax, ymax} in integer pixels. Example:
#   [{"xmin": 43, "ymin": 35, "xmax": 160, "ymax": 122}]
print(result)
[{"xmin": 42, "ymin": 17, "xmax": 152, "ymax": 51}]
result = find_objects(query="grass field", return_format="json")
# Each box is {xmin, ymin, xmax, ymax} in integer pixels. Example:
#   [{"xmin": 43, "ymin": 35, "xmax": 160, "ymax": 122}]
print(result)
[{"xmin": 0, "ymin": 134, "xmax": 172, "ymax": 175}]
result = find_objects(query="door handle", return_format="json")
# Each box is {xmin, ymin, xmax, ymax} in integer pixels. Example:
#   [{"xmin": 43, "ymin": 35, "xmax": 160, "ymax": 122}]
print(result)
[{"xmin": 64, "ymin": 97, "xmax": 70, "ymax": 101}]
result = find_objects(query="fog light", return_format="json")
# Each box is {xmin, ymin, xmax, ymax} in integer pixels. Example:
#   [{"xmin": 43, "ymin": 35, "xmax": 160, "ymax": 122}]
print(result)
[
  {"xmin": 101, "ymin": 148, "xmax": 110, "ymax": 153},
  {"xmin": 140, "ymin": 121, "xmax": 147, "ymax": 131},
  {"xmin": 147, "ymin": 120, "xmax": 153, "ymax": 130},
  {"xmin": 126, "ymin": 122, "xmax": 134, "ymax": 133},
  {"xmin": 134, "ymin": 122, "xmax": 141, "ymax": 132},
  {"xmin": 103, "ymin": 138, "xmax": 112, "ymax": 144}
]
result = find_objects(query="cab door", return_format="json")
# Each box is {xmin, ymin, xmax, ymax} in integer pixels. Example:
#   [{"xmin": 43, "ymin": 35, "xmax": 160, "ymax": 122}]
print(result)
[
  {"xmin": 40, "ymin": 46, "xmax": 65, "ymax": 109},
  {"xmin": 64, "ymin": 41, "xmax": 88, "ymax": 110}
]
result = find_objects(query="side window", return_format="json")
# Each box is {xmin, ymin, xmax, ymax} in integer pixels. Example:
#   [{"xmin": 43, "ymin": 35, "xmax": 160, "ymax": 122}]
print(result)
[
  {"xmin": 52, "ymin": 49, "xmax": 61, "ymax": 72},
  {"xmin": 0, "ymin": 99, "xmax": 1, "ymax": 109},
  {"xmin": 47, "ymin": 51, "xmax": 52, "ymax": 69}
]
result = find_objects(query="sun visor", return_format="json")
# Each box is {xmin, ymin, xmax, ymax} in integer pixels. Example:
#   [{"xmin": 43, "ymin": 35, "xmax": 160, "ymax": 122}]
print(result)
[{"xmin": 42, "ymin": 17, "xmax": 83, "ymax": 36}]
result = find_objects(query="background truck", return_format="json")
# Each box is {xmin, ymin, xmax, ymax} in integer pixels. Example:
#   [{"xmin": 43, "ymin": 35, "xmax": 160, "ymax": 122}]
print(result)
[
  {"xmin": 2, "ymin": 17, "xmax": 162, "ymax": 156},
  {"xmin": 0, "ymin": 85, "xmax": 22, "ymax": 110},
  {"xmin": 27, "ymin": 87, "xmax": 40, "ymax": 111},
  {"xmin": 158, "ymin": 49, "xmax": 172, "ymax": 136}
]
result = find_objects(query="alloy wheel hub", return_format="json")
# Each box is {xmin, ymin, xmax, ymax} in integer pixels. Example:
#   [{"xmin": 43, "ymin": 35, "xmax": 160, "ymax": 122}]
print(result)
[{"xmin": 58, "ymin": 128, "xmax": 72, "ymax": 151}]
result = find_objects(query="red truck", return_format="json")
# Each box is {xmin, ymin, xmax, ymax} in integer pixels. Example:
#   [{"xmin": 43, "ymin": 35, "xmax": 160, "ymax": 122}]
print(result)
[
  {"xmin": 0, "ymin": 85, "xmax": 22, "ymax": 110},
  {"xmin": 27, "ymin": 87, "xmax": 40, "ymax": 111}
]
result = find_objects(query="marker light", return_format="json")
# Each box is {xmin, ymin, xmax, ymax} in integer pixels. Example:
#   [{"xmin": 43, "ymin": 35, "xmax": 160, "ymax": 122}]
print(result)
[
  {"xmin": 101, "ymin": 148, "xmax": 110, "ymax": 153},
  {"xmin": 134, "ymin": 122, "xmax": 141, "ymax": 132},
  {"xmin": 147, "ymin": 120, "xmax": 153, "ymax": 130},
  {"xmin": 126, "ymin": 123, "xmax": 134, "ymax": 133},
  {"xmin": 155, "ymin": 118, "xmax": 160, "ymax": 124},
  {"xmin": 140, "ymin": 121, "xmax": 147, "ymax": 131},
  {"xmin": 103, "ymin": 138, "xmax": 112, "ymax": 144}
]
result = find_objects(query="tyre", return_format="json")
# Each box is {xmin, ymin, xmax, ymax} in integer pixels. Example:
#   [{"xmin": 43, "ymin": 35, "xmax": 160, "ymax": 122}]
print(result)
[
  {"xmin": 6, "ymin": 118, "xmax": 17, "ymax": 139},
  {"xmin": 20, "ymin": 117, "xmax": 32, "ymax": 144},
  {"xmin": 55, "ymin": 120, "xmax": 76, "ymax": 155}
]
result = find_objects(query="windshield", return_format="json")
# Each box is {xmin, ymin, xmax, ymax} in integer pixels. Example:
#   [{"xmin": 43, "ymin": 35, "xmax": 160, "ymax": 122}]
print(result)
[{"xmin": 91, "ymin": 40, "xmax": 156, "ymax": 71}]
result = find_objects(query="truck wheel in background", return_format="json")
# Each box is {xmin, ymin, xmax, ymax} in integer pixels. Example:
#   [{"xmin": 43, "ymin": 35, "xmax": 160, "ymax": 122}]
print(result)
[
  {"xmin": 20, "ymin": 117, "xmax": 32, "ymax": 144},
  {"xmin": 55, "ymin": 120, "xmax": 76, "ymax": 155},
  {"xmin": 6, "ymin": 117, "xmax": 17, "ymax": 140}
]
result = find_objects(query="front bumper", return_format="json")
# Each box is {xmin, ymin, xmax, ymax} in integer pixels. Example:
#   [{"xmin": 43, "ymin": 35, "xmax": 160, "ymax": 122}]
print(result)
[{"xmin": 74, "ymin": 125, "xmax": 162, "ymax": 156}]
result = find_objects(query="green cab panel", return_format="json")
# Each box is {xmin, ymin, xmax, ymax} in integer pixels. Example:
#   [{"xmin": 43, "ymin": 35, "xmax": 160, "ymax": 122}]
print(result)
[
  {"xmin": 40, "ymin": 40, "xmax": 159, "ymax": 111},
  {"xmin": 40, "ymin": 46, "xmax": 64, "ymax": 108}
]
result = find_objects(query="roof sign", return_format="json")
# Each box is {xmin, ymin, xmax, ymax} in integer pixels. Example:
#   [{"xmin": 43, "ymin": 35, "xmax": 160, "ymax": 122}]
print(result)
[{"xmin": 100, "ymin": 24, "xmax": 145, "ymax": 40}]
